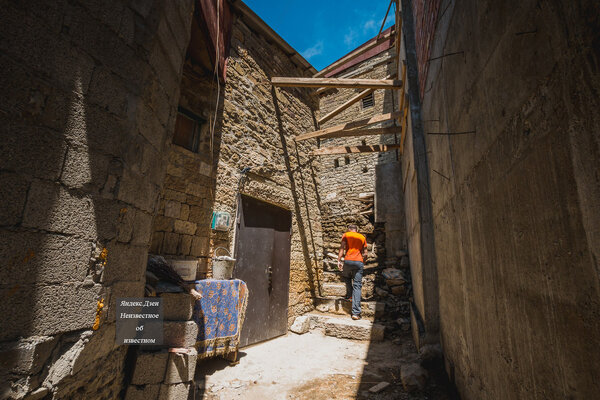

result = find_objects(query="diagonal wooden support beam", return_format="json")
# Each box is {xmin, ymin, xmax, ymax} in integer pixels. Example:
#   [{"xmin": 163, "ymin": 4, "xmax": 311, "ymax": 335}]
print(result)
[
  {"xmin": 319, "ymin": 126, "xmax": 400, "ymax": 139},
  {"xmin": 271, "ymin": 77, "xmax": 402, "ymax": 89},
  {"xmin": 318, "ymin": 74, "xmax": 395, "ymax": 125},
  {"xmin": 319, "ymin": 88, "xmax": 374, "ymax": 125},
  {"xmin": 296, "ymin": 111, "xmax": 402, "ymax": 141},
  {"xmin": 312, "ymin": 144, "xmax": 402, "ymax": 156}
]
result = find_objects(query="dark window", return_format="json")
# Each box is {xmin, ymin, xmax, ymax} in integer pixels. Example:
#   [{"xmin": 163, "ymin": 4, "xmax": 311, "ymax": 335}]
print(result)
[
  {"xmin": 361, "ymin": 93, "xmax": 374, "ymax": 109},
  {"xmin": 344, "ymin": 156, "xmax": 350, "ymax": 165},
  {"xmin": 334, "ymin": 159, "xmax": 340, "ymax": 168},
  {"xmin": 173, "ymin": 107, "xmax": 205, "ymax": 153}
]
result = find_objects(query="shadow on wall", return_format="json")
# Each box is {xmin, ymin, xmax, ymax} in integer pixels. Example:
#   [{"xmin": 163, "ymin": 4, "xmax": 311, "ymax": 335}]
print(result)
[
  {"xmin": 270, "ymin": 85, "xmax": 322, "ymax": 299},
  {"xmin": 0, "ymin": 0, "xmax": 192, "ymax": 397}
]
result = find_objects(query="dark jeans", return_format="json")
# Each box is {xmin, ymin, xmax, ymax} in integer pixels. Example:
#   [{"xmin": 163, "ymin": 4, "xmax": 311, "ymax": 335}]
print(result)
[{"xmin": 342, "ymin": 260, "xmax": 363, "ymax": 316}]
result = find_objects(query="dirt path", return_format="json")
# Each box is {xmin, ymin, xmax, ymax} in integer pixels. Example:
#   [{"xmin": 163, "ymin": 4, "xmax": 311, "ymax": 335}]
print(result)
[{"xmin": 194, "ymin": 331, "xmax": 458, "ymax": 400}]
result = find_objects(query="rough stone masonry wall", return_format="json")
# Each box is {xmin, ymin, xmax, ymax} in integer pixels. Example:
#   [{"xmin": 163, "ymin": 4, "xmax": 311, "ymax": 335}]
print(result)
[
  {"xmin": 0, "ymin": 1, "xmax": 194, "ymax": 398},
  {"xmin": 318, "ymin": 49, "xmax": 405, "ymax": 261},
  {"xmin": 149, "ymin": 61, "xmax": 218, "ymax": 275},
  {"xmin": 212, "ymin": 16, "xmax": 324, "ymax": 323},
  {"xmin": 405, "ymin": 0, "xmax": 600, "ymax": 398}
]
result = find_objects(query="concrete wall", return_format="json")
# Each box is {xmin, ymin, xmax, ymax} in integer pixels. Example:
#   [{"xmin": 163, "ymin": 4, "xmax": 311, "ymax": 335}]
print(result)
[
  {"xmin": 403, "ymin": 0, "xmax": 600, "ymax": 398},
  {"xmin": 400, "ymin": 0, "xmax": 441, "ymax": 347},
  {"xmin": 0, "ymin": 1, "xmax": 194, "ymax": 398},
  {"xmin": 317, "ymin": 49, "xmax": 406, "ymax": 263}
]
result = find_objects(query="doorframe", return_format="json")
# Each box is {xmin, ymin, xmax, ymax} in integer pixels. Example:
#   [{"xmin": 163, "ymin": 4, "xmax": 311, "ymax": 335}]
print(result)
[{"xmin": 232, "ymin": 192, "xmax": 293, "ymax": 260}]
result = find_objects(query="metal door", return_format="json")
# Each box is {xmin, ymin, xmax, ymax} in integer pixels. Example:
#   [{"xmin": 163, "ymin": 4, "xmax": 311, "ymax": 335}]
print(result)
[{"xmin": 234, "ymin": 195, "xmax": 292, "ymax": 347}]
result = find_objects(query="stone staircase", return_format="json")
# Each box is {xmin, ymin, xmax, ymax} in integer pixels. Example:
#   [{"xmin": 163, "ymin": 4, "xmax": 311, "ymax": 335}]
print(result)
[
  {"xmin": 293, "ymin": 254, "xmax": 413, "ymax": 344},
  {"xmin": 287, "ymin": 266, "xmax": 388, "ymax": 342}
]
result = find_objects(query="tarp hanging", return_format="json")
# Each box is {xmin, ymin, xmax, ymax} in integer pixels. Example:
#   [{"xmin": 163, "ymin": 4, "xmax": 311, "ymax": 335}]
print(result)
[{"xmin": 197, "ymin": 0, "xmax": 233, "ymax": 82}]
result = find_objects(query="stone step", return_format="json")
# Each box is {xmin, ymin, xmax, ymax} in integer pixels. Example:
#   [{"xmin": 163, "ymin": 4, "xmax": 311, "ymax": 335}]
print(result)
[
  {"xmin": 306, "ymin": 312, "xmax": 385, "ymax": 341},
  {"xmin": 321, "ymin": 282, "xmax": 347, "ymax": 297},
  {"xmin": 314, "ymin": 297, "xmax": 385, "ymax": 318},
  {"xmin": 320, "ymin": 282, "xmax": 375, "ymax": 300}
]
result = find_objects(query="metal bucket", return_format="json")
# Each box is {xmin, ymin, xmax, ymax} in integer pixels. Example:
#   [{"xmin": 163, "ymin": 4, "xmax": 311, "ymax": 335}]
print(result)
[{"xmin": 212, "ymin": 247, "xmax": 236, "ymax": 279}]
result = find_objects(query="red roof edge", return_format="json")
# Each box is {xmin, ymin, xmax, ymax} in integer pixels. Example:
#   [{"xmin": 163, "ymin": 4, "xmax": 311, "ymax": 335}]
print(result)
[{"xmin": 323, "ymin": 25, "xmax": 396, "ymax": 78}]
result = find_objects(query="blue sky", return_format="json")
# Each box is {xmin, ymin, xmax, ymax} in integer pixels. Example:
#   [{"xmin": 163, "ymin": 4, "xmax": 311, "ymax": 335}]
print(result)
[{"xmin": 243, "ymin": 1, "xmax": 396, "ymax": 71}]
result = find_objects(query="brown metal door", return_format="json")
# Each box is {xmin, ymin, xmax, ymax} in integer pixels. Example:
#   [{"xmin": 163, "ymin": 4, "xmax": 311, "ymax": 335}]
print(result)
[{"xmin": 234, "ymin": 195, "xmax": 292, "ymax": 347}]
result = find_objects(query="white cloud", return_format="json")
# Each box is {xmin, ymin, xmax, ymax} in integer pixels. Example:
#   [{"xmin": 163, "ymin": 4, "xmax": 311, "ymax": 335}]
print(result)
[
  {"xmin": 363, "ymin": 19, "xmax": 376, "ymax": 34},
  {"xmin": 344, "ymin": 30, "xmax": 358, "ymax": 48},
  {"xmin": 301, "ymin": 41, "xmax": 324, "ymax": 60}
]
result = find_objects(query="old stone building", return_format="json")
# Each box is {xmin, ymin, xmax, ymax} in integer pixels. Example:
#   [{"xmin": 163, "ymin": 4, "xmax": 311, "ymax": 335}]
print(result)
[
  {"xmin": 317, "ymin": 27, "xmax": 406, "ymax": 267},
  {"xmin": 148, "ymin": 2, "xmax": 323, "ymax": 333},
  {"xmin": 1, "ymin": 0, "xmax": 599, "ymax": 399}
]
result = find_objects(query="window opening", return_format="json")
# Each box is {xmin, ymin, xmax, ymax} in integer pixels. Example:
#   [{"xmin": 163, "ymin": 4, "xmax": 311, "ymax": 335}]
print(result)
[
  {"xmin": 361, "ymin": 93, "xmax": 374, "ymax": 109},
  {"xmin": 173, "ymin": 106, "xmax": 205, "ymax": 153}
]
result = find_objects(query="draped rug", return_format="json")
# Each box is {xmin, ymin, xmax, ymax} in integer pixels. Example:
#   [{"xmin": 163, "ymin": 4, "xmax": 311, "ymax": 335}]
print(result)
[{"xmin": 193, "ymin": 279, "xmax": 248, "ymax": 359}]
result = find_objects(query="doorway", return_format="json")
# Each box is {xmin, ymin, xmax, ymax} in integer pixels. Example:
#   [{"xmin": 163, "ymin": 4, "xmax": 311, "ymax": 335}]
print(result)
[{"xmin": 234, "ymin": 194, "xmax": 292, "ymax": 347}]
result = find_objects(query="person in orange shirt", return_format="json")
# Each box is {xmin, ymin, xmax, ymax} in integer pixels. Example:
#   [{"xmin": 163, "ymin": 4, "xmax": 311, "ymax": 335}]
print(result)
[{"xmin": 337, "ymin": 224, "xmax": 368, "ymax": 320}]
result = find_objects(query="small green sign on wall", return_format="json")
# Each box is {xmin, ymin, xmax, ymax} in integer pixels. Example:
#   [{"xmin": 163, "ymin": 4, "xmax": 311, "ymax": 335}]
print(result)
[{"xmin": 211, "ymin": 211, "xmax": 231, "ymax": 231}]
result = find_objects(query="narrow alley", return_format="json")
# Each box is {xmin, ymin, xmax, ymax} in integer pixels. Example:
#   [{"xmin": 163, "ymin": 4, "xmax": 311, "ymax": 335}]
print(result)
[{"xmin": 1, "ymin": 0, "xmax": 599, "ymax": 399}]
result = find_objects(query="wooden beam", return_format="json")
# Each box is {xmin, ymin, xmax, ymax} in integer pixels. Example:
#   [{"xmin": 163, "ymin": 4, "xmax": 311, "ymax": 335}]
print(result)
[
  {"xmin": 316, "ymin": 65, "xmax": 395, "ymax": 95},
  {"xmin": 318, "ymin": 75, "xmax": 395, "ymax": 125},
  {"xmin": 399, "ymin": 103, "xmax": 409, "ymax": 154},
  {"xmin": 320, "ymin": 126, "xmax": 400, "ymax": 140},
  {"xmin": 314, "ymin": 30, "xmax": 394, "ymax": 78},
  {"xmin": 312, "ymin": 144, "xmax": 402, "ymax": 156},
  {"xmin": 319, "ymin": 88, "xmax": 374, "ymax": 125},
  {"xmin": 377, "ymin": 0, "xmax": 395, "ymax": 40},
  {"xmin": 296, "ymin": 111, "xmax": 402, "ymax": 141},
  {"xmin": 271, "ymin": 77, "xmax": 402, "ymax": 89}
]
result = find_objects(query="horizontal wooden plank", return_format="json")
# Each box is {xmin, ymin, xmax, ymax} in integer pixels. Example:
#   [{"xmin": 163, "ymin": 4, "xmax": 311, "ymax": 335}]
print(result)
[
  {"xmin": 316, "ymin": 66, "xmax": 395, "ymax": 95},
  {"xmin": 271, "ymin": 77, "xmax": 402, "ymax": 89},
  {"xmin": 296, "ymin": 112, "xmax": 402, "ymax": 141},
  {"xmin": 320, "ymin": 126, "xmax": 400, "ymax": 139},
  {"xmin": 312, "ymin": 144, "xmax": 402, "ymax": 156}
]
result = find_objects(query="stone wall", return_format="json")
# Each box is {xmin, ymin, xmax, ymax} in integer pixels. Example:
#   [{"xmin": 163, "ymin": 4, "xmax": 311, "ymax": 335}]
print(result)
[
  {"xmin": 149, "ymin": 61, "xmax": 219, "ymax": 276},
  {"xmin": 317, "ymin": 49, "xmax": 405, "ymax": 263},
  {"xmin": 0, "ymin": 1, "xmax": 194, "ymax": 398},
  {"xmin": 403, "ymin": 0, "xmax": 600, "ymax": 398},
  {"xmin": 216, "ymin": 14, "xmax": 323, "ymax": 322},
  {"xmin": 151, "ymin": 12, "xmax": 324, "ymax": 324}
]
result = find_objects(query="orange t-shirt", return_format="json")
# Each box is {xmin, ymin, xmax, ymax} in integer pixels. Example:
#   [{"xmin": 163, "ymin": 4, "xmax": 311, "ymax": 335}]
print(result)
[{"xmin": 342, "ymin": 231, "xmax": 367, "ymax": 262}]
